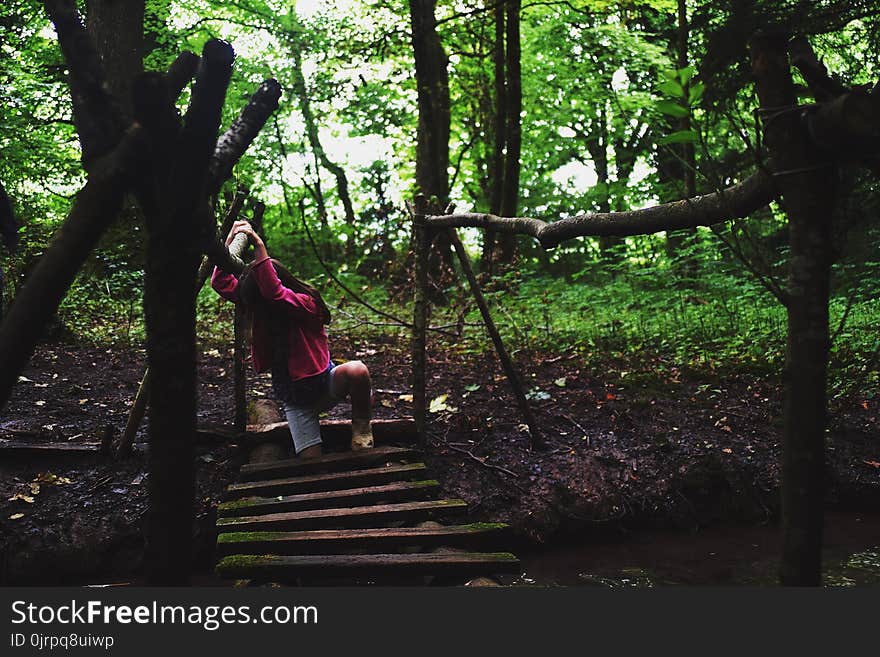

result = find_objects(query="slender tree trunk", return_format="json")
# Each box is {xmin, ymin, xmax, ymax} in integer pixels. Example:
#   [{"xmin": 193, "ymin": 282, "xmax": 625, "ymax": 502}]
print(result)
[
  {"xmin": 665, "ymin": 0, "xmax": 698, "ymax": 273},
  {"xmin": 592, "ymin": 106, "xmax": 620, "ymax": 260},
  {"xmin": 751, "ymin": 31, "xmax": 835, "ymax": 587},
  {"xmin": 288, "ymin": 26, "xmax": 355, "ymax": 227},
  {"xmin": 482, "ymin": 0, "xmax": 506, "ymax": 274},
  {"xmin": 411, "ymin": 197, "xmax": 430, "ymax": 444},
  {"xmin": 497, "ymin": 0, "xmax": 521, "ymax": 265}
]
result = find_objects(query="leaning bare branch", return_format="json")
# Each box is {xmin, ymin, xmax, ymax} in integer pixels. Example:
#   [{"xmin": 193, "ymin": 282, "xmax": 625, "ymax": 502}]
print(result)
[
  {"xmin": 425, "ymin": 171, "xmax": 776, "ymax": 247},
  {"xmin": 0, "ymin": 126, "xmax": 148, "ymax": 410},
  {"xmin": 207, "ymin": 79, "xmax": 283, "ymax": 194}
]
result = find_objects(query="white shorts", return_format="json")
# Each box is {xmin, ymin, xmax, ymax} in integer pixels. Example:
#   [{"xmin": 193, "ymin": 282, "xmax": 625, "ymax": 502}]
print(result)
[{"xmin": 282, "ymin": 365, "xmax": 341, "ymax": 454}]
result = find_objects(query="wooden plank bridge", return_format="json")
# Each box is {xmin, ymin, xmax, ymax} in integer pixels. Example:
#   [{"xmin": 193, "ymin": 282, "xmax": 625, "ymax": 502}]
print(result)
[{"xmin": 215, "ymin": 428, "xmax": 521, "ymax": 585}]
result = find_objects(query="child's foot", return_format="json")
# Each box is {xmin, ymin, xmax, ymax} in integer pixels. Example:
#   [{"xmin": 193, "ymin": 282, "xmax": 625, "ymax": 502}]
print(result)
[
  {"xmin": 298, "ymin": 444, "xmax": 322, "ymax": 459},
  {"xmin": 351, "ymin": 418, "xmax": 374, "ymax": 451}
]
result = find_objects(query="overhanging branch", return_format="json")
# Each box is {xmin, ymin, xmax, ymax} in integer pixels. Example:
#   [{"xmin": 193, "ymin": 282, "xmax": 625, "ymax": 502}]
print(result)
[{"xmin": 424, "ymin": 170, "xmax": 776, "ymax": 247}]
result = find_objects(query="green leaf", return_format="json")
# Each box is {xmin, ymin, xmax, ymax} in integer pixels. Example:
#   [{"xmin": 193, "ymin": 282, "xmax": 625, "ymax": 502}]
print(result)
[
  {"xmin": 656, "ymin": 100, "xmax": 689, "ymax": 118},
  {"xmin": 659, "ymin": 130, "xmax": 699, "ymax": 145},
  {"xmin": 657, "ymin": 80, "xmax": 685, "ymax": 98},
  {"xmin": 677, "ymin": 66, "xmax": 696, "ymax": 85},
  {"xmin": 688, "ymin": 82, "xmax": 705, "ymax": 106},
  {"xmin": 464, "ymin": 384, "xmax": 481, "ymax": 392}
]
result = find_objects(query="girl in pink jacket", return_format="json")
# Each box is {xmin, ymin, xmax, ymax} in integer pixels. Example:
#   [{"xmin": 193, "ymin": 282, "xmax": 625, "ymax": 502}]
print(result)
[{"xmin": 211, "ymin": 220, "xmax": 373, "ymax": 458}]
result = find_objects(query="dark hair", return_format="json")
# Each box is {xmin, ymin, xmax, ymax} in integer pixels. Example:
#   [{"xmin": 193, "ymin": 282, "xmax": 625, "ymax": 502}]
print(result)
[
  {"xmin": 237, "ymin": 259, "xmax": 331, "ymax": 380},
  {"xmin": 238, "ymin": 258, "xmax": 330, "ymax": 325}
]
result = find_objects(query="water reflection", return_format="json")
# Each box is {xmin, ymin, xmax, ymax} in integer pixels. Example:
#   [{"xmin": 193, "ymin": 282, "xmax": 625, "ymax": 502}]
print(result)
[{"xmin": 510, "ymin": 512, "xmax": 880, "ymax": 587}]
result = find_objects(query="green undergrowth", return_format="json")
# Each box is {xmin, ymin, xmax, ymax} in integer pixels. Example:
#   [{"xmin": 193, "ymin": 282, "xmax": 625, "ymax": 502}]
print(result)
[
  {"xmin": 429, "ymin": 267, "xmax": 879, "ymax": 407},
  {"xmin": 37, "ymin": 263, "xmax": 879, "ymax": 409}
]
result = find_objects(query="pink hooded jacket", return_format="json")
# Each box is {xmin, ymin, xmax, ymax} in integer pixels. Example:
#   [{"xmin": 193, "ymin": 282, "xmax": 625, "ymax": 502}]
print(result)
[{"xmin": 211, "ymin": 256, "xmax": 330, "ymax": 381}]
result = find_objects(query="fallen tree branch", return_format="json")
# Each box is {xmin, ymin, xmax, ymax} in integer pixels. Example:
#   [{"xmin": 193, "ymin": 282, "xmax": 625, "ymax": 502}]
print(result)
[{"xmin": 424, "ymin": 170, "xmax": 776, "ymax": 247}]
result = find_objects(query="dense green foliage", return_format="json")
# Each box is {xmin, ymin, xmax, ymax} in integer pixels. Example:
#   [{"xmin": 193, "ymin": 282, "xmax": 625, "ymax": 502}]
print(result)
[{"xmin": 1, "ymin": 0, "xmax": 878, "ymax": 405}]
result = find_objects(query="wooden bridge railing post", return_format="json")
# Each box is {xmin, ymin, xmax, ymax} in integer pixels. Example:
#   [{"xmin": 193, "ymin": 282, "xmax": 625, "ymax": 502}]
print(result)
[
  {"xmin": 116, "ymin": 190, "xmax": 251, "ymax": 456},
  {"xmin": 447, "ymin": 228, "xmax": 544, "ymax": 450},
  {"xmin": 411, "ymin": 195, "xmax": 430, "ymax": 446}
]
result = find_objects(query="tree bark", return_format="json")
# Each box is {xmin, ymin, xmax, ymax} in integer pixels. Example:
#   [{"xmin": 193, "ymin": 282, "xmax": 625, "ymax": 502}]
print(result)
[
  {"xmin": 139, "ymin": 39, "xmax": 234, "ymax": 586},
  {"xmin": 409, "ymin": 0, "xmax": 450, "ymax": 203},
  {"xmin": 409, "ymin": 0, "xmax": 453, "ymax": 288},
  {"xmin": 86, "ymin": 0, "xmax": 145, "ymax": 115},
  {"xmin": 43, "ymin": 0, "xmax": 126, "ymax": 166},
  {"xmin": 750, "ymin": 30, "xmax": 835, "ymax": 587}
]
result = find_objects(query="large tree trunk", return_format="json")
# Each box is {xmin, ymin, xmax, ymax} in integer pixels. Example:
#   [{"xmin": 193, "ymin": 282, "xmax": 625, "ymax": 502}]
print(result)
[
  {"xmin": 750, "ymin": 31, "xmax": 835, "ymax": 586},
  {"xmin": 409, "ymin": 0, "xmax": 453, "ymax": 295},
  {"xmin": 409, "ymin": 0, "xmax": 450, "ymax": 203},
  {"xmin": 86, "ymin": 0, "xmax": 145, "ymax": 115},
  {"xmin": 137, "ymin": 40, "xmax": 235, "ymax": 585}
]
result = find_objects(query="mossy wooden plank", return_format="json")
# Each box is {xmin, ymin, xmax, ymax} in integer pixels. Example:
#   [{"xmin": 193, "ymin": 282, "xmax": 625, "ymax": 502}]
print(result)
[
  {"xmin": 244, "ymin": 418, "xmax": 418, "ymax": 449},
  {"xmin": 225, "ymin": 463, "xmax": 428, "ymax": 499},
  {"xmin": 218, "ymin": 480, "xmax": 440, "ymax": 517},
  {"xmin": 216, "ymin": 499, "xmax": 467, "ymax": 532},
  {"xmin": 215, "ymin": 523, "xmax": 511, "ymax": 555},
  {"xmin": 216, "ymin": 551, "xmax": 520, "ymax": 580},
  {"xmin": 238, "ymin": 445, "xmax": 420, "ymax": 481}
]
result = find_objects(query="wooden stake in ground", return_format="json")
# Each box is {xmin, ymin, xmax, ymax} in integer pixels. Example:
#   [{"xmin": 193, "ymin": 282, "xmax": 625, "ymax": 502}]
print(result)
[
  {"xmin": 411, "ymin": 195, "xmax": 430, "ymax": 445},
  {"xmin": 117, "ymin": 205, "xmax": 252, "ymax": 457},
  {"xmin": 447, "ymin": 228, "xmax": 544, "ymax": 449}
]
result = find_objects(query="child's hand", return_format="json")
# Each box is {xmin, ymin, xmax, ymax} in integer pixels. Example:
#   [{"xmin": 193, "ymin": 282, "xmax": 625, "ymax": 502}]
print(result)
[
  {"xmin": 227, "ymin": 222, "xmax": 269, "ymax": 261},
  {"xmin": 225, "ymin": 220, "xmax": 252, "ymax": 246}
]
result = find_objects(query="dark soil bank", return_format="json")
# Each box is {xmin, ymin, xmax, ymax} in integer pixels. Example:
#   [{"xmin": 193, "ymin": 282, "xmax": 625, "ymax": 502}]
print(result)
[{"xmin": 1, "ymin": 338, "xmax": 878, "ymax": 584}]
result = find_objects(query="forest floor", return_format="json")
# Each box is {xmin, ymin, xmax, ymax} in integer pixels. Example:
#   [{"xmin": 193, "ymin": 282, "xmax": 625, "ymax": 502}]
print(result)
[{"xmin": 1, "ymin": 335, "xmax": 878, "ymax": 584}]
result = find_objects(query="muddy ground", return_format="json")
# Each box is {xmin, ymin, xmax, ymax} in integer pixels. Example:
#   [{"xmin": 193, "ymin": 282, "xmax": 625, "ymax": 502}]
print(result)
[{"xmin": 1, "ymin": 335, "xmax": 878, "ymax": 584}]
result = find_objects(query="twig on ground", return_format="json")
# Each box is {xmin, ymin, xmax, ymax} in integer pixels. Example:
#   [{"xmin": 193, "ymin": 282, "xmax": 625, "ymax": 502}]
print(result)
[
  {"xmin": 446, "ymin": 444, "xmax": 520, "ymax": 479},
  {"xmin": 560, "ymin": 412, "xmax": 590, "ymax": 446}
]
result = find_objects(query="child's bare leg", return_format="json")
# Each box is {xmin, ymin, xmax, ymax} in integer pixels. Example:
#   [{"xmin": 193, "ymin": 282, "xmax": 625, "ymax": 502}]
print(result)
[
  {"xmin": 331, "ymin": 360, "xmax": 372, "ymax": 418},
  {"xmin": 331, "ymin": 360, "xmax": 373, "ymax": 449}
]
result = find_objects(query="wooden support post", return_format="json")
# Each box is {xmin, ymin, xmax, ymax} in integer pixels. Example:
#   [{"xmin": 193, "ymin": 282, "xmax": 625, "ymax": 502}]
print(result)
[
  {"xmin": 233, "ymin": 303, "xmax": 247, "ymax": 433},
  {"xmin": 411, "ymin": 195, "xmax": 430, "ymax": 445},
  {"xmin": 116, "ymin": 191, "xmax": 251, "ymax": 456},
  {"xmin": 448, "ymin": 229, "xmax": 544, "ymax": 449}
]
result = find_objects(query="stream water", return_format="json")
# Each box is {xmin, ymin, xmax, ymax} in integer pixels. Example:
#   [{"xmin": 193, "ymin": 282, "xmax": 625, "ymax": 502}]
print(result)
[{"xmin": 510, "ymin": 511, "xmax": 880, "ymax": 586}]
